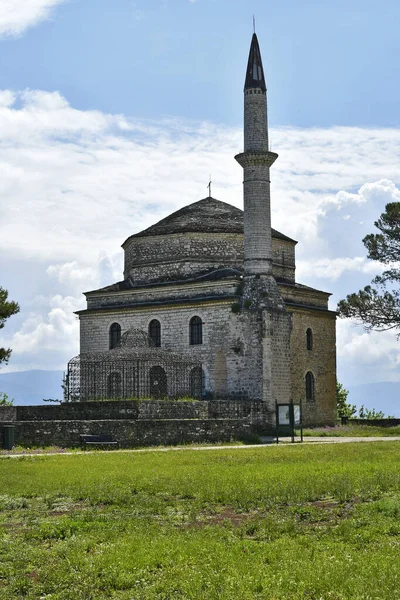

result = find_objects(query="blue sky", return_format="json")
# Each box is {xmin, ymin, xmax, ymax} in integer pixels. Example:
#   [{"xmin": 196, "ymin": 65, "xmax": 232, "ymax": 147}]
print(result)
[
  {"xmin": 2, "ymin": 0, "xmax": 400, "ymax": 127},
  {"xmin": 1, "ymin": 0, "xmax": 400, "ymax": 404}
]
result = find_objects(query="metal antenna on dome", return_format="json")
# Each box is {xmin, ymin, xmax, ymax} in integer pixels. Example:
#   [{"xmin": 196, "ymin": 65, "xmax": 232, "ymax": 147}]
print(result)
[{"xmin": 207, "ymin": 175, "xmax": 212, "ymax": 197}]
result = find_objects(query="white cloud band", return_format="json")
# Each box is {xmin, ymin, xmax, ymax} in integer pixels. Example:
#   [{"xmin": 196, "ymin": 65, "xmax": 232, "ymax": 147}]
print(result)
[{"xmin": 0, "ymin": 0, "xmax": 67, "ymax": 37}]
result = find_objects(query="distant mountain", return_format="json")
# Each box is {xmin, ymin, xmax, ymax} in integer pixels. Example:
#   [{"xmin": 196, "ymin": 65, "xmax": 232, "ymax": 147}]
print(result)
[
  {"xmin": 0, "ymin": 370, "xmax": 64, "ymax": 405},
  {"xmin": 347, "ymin": 382, "xmax": 400, "ymax": 417}
]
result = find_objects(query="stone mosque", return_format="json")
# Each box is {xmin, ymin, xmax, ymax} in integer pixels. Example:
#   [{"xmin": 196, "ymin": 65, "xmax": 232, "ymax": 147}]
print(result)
[{"xmin": 74, "ymin": 33, "xmax": 337, "ymax": 426}]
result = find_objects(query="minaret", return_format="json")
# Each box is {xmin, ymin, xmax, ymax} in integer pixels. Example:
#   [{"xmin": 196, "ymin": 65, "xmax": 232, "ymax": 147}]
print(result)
[
  {"xmin": 235, "ymin": 33, "xmax": 292, "ymax": 410},
  {"xmin": 235, "ymin": 33, "xmax": 278, "ymax": 277}
]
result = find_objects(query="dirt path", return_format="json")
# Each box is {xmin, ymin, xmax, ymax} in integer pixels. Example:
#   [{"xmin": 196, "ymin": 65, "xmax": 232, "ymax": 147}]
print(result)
[{"xmin": 1, "ymin": 436, "xmax": 399, "ymax": 458}]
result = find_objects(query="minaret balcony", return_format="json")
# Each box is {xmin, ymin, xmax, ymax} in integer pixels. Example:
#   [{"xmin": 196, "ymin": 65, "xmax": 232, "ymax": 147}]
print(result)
[{"xmin": 234, "ymin": 150, "xmax": 278, "ymax": 168}]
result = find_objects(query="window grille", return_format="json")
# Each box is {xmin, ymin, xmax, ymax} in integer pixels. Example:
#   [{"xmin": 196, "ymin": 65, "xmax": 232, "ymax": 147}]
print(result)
[
  {"xmin": 149, "ymin": 365, "xmax": 167, "ymax": 398},
  {"xmin": 107, "ymin": 371, "xmax": 122, "ymax": 398},
  {"xmin": 66, "ymin": 328, "xmax": 202, "ymax": 402},
  {"xmin": 190, "ymin": 366, "xmax": 203, "ymax": 398}
]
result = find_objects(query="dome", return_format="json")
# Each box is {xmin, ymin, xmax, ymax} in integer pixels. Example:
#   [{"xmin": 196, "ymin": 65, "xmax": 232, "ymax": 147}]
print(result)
[
  {"xmin": 120, "ymin": 328, "xmax": 155, "ymax": 348},
  {"xmin": 122, "ymin": 197, "xmax": 295, "ymax": 246}
]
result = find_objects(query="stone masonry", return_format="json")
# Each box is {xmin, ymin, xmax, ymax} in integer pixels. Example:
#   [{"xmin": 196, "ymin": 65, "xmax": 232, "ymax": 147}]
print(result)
[{"xmin": 75, "ymin": 32, "xmax": 337, "ymax": 428}]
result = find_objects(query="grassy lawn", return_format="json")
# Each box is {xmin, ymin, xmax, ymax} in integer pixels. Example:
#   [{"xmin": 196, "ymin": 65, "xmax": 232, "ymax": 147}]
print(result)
[
  {"xmin": 0, "ymin": 443, "xmax": 400, "ymax": 599},
  {"xmin": 303, "ymin": 424, "xmax": 400, "ymax": 437}
]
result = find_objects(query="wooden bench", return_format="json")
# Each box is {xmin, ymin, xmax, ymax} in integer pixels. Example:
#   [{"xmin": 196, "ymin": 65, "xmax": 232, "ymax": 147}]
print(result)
[{"xmin": 80, "ymin": 434, "xmax": 119, "ymax": 450}]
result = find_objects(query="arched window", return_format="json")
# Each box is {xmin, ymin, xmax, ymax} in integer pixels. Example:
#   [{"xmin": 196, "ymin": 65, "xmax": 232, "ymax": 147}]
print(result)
[
  {"xmin": 306, "ymin": 328, "xmax": 313, "ymax": 351},
  {"xmin": 305, "ymin": 371, "xmax": 315, "ymax": 401},
  {"xmin": 107, "ymin": 372, "xmax": 122, "ymax": 399},
  {"xmin": 149, "ymin": 366, "xmax": 167, "ymax": 399},
  {"xmin": 109, "ymin": 323, "xmax": 121, "ymax": 349},
  {"xmin": 190, "ymin": 366, "xmax": 203, "ymax": 398},
  {"xmin": 148, "ymin": 319, "xmax": 161, "ymax": 347},
  {"xmin": 189, "ymin": 316, "xmax": 202, "ymax": 345}
]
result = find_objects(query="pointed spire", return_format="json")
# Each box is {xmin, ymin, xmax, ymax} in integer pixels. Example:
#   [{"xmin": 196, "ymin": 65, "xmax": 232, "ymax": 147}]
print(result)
[{"xmin": 244, "ymin": 33, "xmax": 266, "ymax": 92}]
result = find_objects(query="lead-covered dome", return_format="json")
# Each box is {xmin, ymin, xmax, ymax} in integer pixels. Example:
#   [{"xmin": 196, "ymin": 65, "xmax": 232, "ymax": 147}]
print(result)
[{"xmin": 121, "ymin": 197, "xmax": 294, "ymax": 285}]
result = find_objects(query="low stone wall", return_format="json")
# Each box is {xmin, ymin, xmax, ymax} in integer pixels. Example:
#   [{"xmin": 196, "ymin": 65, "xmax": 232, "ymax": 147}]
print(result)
[
  {"xmin": 0, "ymin": 399, "xmax": 270, "ymax": 448},
  {"xmin": 348, "ymin": 418, "xmax": 400, "ymax": 427},
  {"xmin": 2, "ymin": 419, "xmax": 253, "ymax": 448},
  {"xmin": 0, "ymin": 399, "xmax": 269, "ymax": 424},
  {"xmin": 1, "ymin": 401, "xmax": 208, "ymax": 422}
]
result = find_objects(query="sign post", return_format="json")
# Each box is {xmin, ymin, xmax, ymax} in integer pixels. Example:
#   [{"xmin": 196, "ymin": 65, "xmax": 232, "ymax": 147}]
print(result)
[{"xmin": 275, "ymin": 400, "xmax": 303, "ymax": 444}]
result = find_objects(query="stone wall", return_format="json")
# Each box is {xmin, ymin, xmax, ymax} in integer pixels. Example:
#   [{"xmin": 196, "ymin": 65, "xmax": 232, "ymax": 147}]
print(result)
[
  {"xmin": 348, "ymin": 418, "xmax": 400, "ymax": 427},
  {"xmin": 272, "ymin": 239, "xmax": 295, "ymax": 283},
  {"xmin": 79, "ymin": 300, "xmax": 267, "ymax": 403},
  {"xmin": 123, "ymin": 232, "xmax": 243, "ymax": 283},
  {"xmin": 2, "ymin": 419, "xmax": 253, "ymax": 448},
  {"xmin": 0, "ymin": 400, "xmax": 269, "ymax": 425},
  {"xmin": 86, "ymin": 279, "xmax": 239, "ymax": 311},
  {"xmin": 0, "ymin": 399, "xmax": 269, "ymax": 448},
  {"xmin": 279, "ymin": 282, "xmax": 330, "ymax": 309},
  {"xmin": 121, "ymin": 231, "xmax": 295, "ymax": 286},
  {"xmin": 289, "ymin": 306, "xmax": 336, "ymax": 426}
]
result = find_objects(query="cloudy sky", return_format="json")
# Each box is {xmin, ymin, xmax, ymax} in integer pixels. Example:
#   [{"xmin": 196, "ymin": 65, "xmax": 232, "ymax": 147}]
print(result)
[{"xmin": 1, "ymin": 0, "xmax": 400, "ymax": 392}]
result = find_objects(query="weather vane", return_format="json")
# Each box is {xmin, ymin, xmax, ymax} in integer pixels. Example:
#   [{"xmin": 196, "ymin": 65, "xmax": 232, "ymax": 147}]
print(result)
[{"xmin": 207, "ymin": 175, "xmax": 212, "ymax": 198}]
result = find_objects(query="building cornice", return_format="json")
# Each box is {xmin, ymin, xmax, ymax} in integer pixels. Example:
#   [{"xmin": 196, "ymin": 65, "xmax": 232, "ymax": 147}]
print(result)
[{"xmin": 76, "ymin": 295, "xmax": 238, "ymax": 316}]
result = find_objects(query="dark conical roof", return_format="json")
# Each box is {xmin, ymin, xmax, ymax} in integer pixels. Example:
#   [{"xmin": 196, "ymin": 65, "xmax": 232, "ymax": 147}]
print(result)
[
  {"xmin": 122, "ymin": 197, "xmax": 296, "ymax": 245},
  {"xmin": 244, "ymin": 33, "xmax": 266, "ymax": 92}
]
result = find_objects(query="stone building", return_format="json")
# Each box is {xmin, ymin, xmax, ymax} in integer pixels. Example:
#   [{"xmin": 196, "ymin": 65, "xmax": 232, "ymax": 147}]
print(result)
[{"xmin": 75, "ymin": 33, "xmax": 336, "ymax": 426}]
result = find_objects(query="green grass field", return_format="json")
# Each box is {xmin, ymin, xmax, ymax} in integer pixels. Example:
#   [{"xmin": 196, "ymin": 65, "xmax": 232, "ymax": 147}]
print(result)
[
  {"xmin": 1, "ymin": 442, "xmax": 400, "ymax": 599},
  {"xmin": 303, "ymin": 424, "xmax": 400, "ymax": 437}
]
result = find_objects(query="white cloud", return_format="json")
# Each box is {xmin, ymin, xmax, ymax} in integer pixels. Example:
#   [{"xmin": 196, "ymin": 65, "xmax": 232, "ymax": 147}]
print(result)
[
  {"xmin": 1, "ymin": 88, "xmax": 400, "ymax": 381},
  {"xmin": 336, "ymin": 320, "xmax": 400, "ymax": 385},
  {"xmin": 0, "ymin": 0, "xmax": 67, "ymax": 37},
  {"xmin": 326, "ymin": 179, "xmax": 400, "ymax": 210},
  {"xmin": 1, "ymin": 295, "xmax": 80, "ymax": 371},
  {"xmin": 296, "ymin": 256, "xmax": 383, "ymax": 282}
]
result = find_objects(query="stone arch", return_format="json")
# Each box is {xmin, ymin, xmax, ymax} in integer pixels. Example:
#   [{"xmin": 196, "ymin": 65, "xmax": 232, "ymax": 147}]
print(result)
[
  {"xmin": 190, "ymin": 366, "xmax": 203, "ymax": 398},
  {"xmin": 149, "ymin": 365, "xmax": 167, "ymax": 399},
  {"xmin": 107, "ymin": 371, "xmax": 122, "ymax": 398}
]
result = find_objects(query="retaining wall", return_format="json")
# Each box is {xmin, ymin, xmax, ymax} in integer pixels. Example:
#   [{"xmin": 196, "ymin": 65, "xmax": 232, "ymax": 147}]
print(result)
[
  {"xmin": 0, "ymin": 399, "xmax": 269, "ymax": 448},
  {"xmin": 348, "ymin": 418, "xmax": 400, "ymax": 427}
]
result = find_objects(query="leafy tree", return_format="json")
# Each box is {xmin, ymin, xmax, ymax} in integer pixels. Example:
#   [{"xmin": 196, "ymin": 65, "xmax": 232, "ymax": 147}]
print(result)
[
  {"xmin": 0, "ymin": 391, "xmax": 13, "ymax": 406},
  {"xmin": 336, "ymin": 380, "xmax": 356, "ymax": 418},
  {"xmin": 338, "ymin": 203, "xmax": 400, "ymax": 332},
  {"xmin": 358, "ymin": 405, "xmax": 394, "ymax": 419},
  {"xmin": 0, "ymin": 287, "xmax": 19, "ymax": 367}
]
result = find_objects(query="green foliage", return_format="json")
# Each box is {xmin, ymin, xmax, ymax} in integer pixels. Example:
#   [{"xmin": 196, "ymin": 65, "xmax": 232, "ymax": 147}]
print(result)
[
  {"xmin": 336, "ymin": 380, "xmax": 356, "ymax": 418},
  {"xmin": 358, "ymin": 404, "xmax": 386, "ymax": 419},
  {"xmin": 0, "ymin": 286, "xmax": 19, "ymax": 367},
  {"xmin": 0, "ymin": 391, "xmax": 13, "ymax": 406},
  {"xmin": 0, "ymin": 444, "xmax": 400, "ymax": 598},
  {"xmin": 338, "ymin": 202, "xmax": 400, "ymax": 332},
  {"xmin": 303, "ymin": 424, "xmax": 400, "ymax": 436}
]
